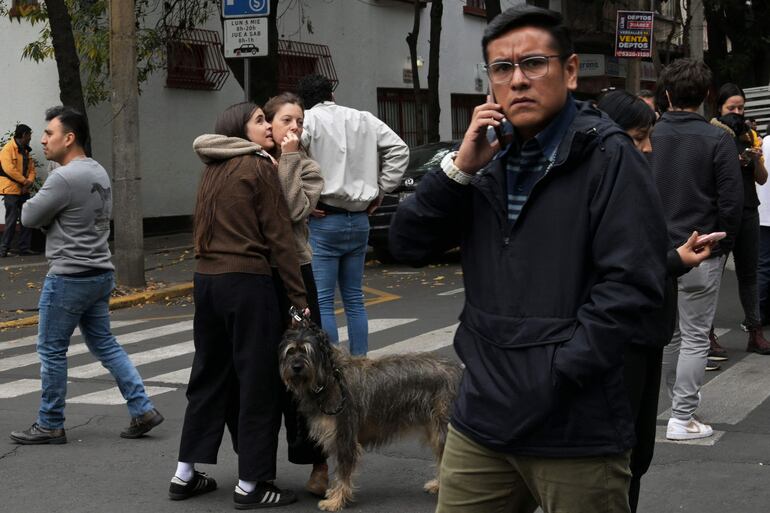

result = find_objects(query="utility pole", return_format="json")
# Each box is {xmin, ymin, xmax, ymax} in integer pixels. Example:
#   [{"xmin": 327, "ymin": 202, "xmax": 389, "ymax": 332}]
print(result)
[
  {"xmin": 109, "ymin": 0, "xmax": 145, "ymax": 287},
  {"xmin": 688, "ymin": 0, "xmax": 705, "ymax": 61}
]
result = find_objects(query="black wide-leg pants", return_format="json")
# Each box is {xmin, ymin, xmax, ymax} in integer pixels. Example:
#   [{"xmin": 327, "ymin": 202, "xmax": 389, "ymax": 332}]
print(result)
[
  {"xmin": 179, "ymin": 273, "xmax": 283, "ymax": 482},
  {"xmin": 273, "ymin": 263, "xmax": 327, "ymax": 465}
]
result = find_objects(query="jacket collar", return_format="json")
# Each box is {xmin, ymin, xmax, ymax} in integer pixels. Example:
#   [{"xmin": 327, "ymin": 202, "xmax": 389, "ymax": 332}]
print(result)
[
  {"xmin": 474, "ymin": 100, "xmax": 622, "ymax": 214},
  {"xmin": 659, "ymin": 110, "xmax": 706, "ymax": 124}
]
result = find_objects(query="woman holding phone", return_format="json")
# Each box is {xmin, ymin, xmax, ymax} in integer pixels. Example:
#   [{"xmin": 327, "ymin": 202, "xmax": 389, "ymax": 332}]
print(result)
[{"xmin": 710, "ymin": 83, "xmax": 770, "ymax": 357}]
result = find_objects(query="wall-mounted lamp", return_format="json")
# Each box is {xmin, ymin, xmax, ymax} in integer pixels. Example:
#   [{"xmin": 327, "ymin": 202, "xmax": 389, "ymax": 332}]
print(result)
[
  {"xmin": 474, "ymin": 63, "xmax": 485, "ymax": 92},
  {"xmin": 403, "ymin": 56, "xmax": 424, "ymax": 84},
  {"xmin": 404, "ymin": 56, "xmax": 425, "ymax": 69}
]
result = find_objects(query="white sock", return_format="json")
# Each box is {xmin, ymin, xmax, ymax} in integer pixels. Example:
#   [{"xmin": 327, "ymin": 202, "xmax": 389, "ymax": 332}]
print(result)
[
  {"xmin": 175, "ymin": 462, "xmax": 194, "ymax": 482},
  {"xmin": 237, "ymin": 480, "xmax": 257, "ymax": 493}
]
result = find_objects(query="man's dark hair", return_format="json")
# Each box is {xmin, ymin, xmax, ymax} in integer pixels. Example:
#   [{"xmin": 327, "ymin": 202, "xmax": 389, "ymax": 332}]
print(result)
[
  {"xmin": 638, "ymin": 89, "xmax": 655, "ymax": 99},
  {"xmin": 715, "ymin": 83, "xmax": 745, "ymax": 113},
  {"xmin": 14, "ymin": 124, "xmax": 32, "ymax": 139},
  {"xmin": 597, "ymin": 90, "xmax": 656, "ymax": 132},
  {"xmin": 296, "ymin": 74, "xmax": 333, "ymax": 110},
  {"xmin": 657, "ymin": 59, "xmax": 712, "ymax": 109},
  {"xmin": 45, "ymin": 106, "xmax": 90, "ymax": 148},
  {"xmin": 482, "ymin": 6, "xmax": 574, "ymax": 63}
]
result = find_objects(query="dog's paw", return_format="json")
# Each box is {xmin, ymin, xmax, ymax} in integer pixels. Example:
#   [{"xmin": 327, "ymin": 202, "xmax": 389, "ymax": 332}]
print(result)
[
  {"xmin": 318, "ymin": 497, "xmax": 345, "ymax": 511},
  {"xmin": 423, "ymin": 479, "xmax": 440, "ymax": 494}
]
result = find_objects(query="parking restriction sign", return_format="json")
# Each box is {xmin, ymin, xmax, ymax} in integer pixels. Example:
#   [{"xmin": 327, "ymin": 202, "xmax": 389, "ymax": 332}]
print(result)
[{"xmin": 223, "ymin": 17, "xmax": 267, "ymax": 58}]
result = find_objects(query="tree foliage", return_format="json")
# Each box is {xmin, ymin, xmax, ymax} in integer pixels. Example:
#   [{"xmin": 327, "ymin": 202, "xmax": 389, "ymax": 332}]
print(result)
[{"xmin": 0, "ymin": 0, "xmax": 215, "ymax": 105}]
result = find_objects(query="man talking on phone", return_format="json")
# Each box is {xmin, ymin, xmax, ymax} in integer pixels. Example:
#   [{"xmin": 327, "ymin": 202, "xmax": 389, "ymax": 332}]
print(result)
[{"xmin": 390, "ymin": 6, "xmax": 667, "ymax": 513}]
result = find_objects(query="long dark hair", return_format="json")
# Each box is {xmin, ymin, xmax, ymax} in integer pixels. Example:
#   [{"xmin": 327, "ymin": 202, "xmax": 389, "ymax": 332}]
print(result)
[
  {"xmin": 194, "ymin": 102, "xmax": 261, "ymax": 254},
  {"xmin": 716, "ymin": 83, "xmax": 745, "ymax": 115},
  {"xmin": 597, "ymin": 90, "xmax": 656, "ymax": 132}
]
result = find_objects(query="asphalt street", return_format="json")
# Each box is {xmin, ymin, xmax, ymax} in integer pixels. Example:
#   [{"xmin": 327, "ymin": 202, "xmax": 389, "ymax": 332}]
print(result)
[{"xmin": 1, "ymin": 255, "xmax": 770, "ymax": 512}]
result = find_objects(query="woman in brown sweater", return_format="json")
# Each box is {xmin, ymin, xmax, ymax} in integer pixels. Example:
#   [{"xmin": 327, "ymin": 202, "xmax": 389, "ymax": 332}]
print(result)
[
  {"xmin": 263, "ymin": 93, "xmax": 329, "ymax": 497},
  {"xmin": 170, "ymin": 102, "xmax": 306, "ymax": 509}
]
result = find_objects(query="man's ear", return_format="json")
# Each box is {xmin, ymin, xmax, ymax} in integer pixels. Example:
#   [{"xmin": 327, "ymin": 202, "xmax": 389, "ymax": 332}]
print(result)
[
  {"xmin": 564, "ymin": 53, "xmax": 579, "ymax": 91},
  {"xmin": 64, "ymin": 132, "xmax": 76, "ymax": 151}
]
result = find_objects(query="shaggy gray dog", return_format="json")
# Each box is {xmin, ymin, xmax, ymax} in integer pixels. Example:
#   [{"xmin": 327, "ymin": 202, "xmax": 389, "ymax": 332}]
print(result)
[{"xmin": 279, "ymin": 323, "xmax": 462, "ymax": 511}]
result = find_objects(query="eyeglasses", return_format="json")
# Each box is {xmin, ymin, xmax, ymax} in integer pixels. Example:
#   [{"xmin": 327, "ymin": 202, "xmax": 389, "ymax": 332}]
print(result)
[{"xmin": 484, "ymin": 55, "xmax": 563, "ymax": 83}]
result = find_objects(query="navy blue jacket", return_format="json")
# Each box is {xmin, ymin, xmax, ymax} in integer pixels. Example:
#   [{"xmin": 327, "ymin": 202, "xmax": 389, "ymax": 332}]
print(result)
[{"xmin": 389, "ymin": 101, "xmax": 668, "ymax": 456}]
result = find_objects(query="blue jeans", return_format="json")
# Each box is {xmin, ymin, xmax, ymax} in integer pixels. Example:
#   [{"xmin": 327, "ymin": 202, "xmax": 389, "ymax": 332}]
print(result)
[
  {"xmin": 37, "ymin": 272, "xmax": 153, "ymax": 429},
  {"xmin": 309, "ymin": 213, "xmax": 369, "ymax": 355}
]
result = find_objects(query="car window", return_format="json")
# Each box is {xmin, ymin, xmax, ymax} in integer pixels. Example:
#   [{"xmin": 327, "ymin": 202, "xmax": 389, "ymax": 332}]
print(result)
[{"xmin": 408, "ymin": 144, "xmax": 453, "ymax": 174}]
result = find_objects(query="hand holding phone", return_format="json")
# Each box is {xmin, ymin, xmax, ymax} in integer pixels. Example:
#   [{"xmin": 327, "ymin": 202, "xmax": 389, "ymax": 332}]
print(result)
[
  {"xmin": 694, "ymin": 231, "xmax": 726, "ymax": 248},
  {"xmin": 453, "ymin": 91, "xmax": 508, "ymax": 175}
]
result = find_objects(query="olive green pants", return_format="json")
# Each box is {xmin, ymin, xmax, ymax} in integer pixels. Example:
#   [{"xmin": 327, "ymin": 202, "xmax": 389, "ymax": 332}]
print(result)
[{"xmin": 436, "ymin": 425, "xmax": 632, "ymax": 513}]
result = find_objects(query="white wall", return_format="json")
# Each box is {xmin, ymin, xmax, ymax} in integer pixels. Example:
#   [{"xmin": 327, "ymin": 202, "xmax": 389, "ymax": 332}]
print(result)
[
  {"xmin": 1, "ymin": 1, "xmax": 530, "ymax": 219},
  {"xmin": 276, "ymin": 0, "xmax": 523, "ymax": 140},
  {"xmin": 1, "ymin": 14, "xmax": 246, "ymax": 219}
]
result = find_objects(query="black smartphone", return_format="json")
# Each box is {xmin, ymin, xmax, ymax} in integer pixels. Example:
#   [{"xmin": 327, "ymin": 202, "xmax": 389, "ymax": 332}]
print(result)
[{"xmin": 487, "ymin": 86, "xmax": 509, "ymax": 144}]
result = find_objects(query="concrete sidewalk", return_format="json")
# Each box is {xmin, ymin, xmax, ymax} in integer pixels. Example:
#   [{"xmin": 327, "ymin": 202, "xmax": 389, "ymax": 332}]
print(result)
[{"xmin": 0, "ymin": 232, "xmax": 195, "ymax": 328}]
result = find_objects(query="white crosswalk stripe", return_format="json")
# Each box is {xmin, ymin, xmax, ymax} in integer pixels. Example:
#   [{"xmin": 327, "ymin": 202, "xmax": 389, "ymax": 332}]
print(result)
[
  {"xmin": 0, "ymin": 320, "xmax": 146, "ymax": 353},
  {"xmin": 0, "ymin": 320, "xmax": 193, "ymax": 373},
  {"xmin": 3, "ymin": 317, "xmax": 767, "ymax": 444}
]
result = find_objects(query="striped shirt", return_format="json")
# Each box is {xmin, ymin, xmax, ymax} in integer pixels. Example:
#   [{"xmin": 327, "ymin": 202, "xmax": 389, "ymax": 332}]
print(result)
[
  {"xmin": 504, "ymin": 97, "xmax": 577, "ymax": 225},
  {"xmin": 506, "ymin": 139, "xmax": 548, "ymax": 223}
]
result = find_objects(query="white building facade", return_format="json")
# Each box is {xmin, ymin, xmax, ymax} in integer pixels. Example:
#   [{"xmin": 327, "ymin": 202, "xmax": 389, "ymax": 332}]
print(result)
[{"xmin": 0, "ymin": 0, "xmax": 529, "ymax": 222}]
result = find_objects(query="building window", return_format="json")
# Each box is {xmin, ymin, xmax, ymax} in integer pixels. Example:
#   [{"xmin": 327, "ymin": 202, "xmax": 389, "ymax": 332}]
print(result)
[
  {"xmin": 278, "ymin": 40, "xmax": 338, "ymax": 93},
  {"xmin": 377, "ymin": 88, "xmax": 429, "ymax": 148},
  {"xmin": 451, "ymin": 94, "xmax": 485, "ymax": 140},
  {"xmin": 166, "ymin": 28, "xmax": 229, "ymax": 91},
  {"xmin": 463, "ymin": 0, "xmax": 486, "ymax": 18}
]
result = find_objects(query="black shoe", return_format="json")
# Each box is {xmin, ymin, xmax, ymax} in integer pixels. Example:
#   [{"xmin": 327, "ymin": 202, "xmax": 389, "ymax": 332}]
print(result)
[
  {"xmin": 18, "ymin": 249, "xmax": 40, "ymax": 256},
  {"xmin": 234, "ymin": 482, "xmax": 297, "ymax": 509},
  {"xmin": 10, "ymin": 422, "xmax": 67, "ymax": 445},
  {"xmin": 169, "ymin": 471, "xmax": 217, "ymax": 500},
  {"xmin": 120, "ymin": 408, "xmax": 164, "ymax": 438},
  {"xmin": 0, "ymin": 249, "xmax": 7, "ymax": 258},
  {"xmin": 705, "ymin": 358, "xmax": 721, "ymax": 371}
]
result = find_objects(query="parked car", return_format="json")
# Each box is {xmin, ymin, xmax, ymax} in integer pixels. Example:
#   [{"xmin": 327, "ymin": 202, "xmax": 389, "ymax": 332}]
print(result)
[{"xmin": 368, "ymin": 140, "xmax": 458, "ymax": 262}]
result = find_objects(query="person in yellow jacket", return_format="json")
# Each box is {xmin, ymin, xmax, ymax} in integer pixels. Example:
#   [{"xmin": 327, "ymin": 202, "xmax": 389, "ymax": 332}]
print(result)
[{"xmin": 0, "ymin": 124, "xmax": 38, "ymax": 257}]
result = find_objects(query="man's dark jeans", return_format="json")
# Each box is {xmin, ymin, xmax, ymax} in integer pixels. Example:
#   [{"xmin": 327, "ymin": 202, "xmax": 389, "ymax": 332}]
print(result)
[{"xmin": 0, "ymin": 194, "xmax": 32, "ymax": 253}]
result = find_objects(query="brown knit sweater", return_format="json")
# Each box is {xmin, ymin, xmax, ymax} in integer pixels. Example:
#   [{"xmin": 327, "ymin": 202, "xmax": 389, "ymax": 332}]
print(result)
[
  {"xmin": 192, "ymin": 134, "xmax": 306, "ymax": 309},
  {"xmin": 275, "ymin": 149, "xmax": 323, "ymax": 265}
]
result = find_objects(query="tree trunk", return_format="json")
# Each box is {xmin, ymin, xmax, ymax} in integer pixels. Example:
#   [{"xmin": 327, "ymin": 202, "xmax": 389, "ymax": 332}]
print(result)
[
  {"xmin": 485, "ymin": 0, "xmax": 501, "ymax": 22},
  {"xmin": 426, "ymin": 0, "xmax": 442, "ymax": 143},
  {"xmin": 406, "ymin": 0, "xmax": 425, "ymax": 146},
  {"xmin": 46, "ymin": 0, "xmax": 91, "ymax": 155},
  {"xmin": 110, "ymin": 0, "xmax": 145, "ymax": 286}
]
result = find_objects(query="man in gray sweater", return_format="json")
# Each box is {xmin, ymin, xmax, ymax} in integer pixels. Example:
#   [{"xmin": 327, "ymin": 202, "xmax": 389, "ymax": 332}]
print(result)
[{"xmin": 9, "ymin": 106, "xmax": 163, "ymax": 445}]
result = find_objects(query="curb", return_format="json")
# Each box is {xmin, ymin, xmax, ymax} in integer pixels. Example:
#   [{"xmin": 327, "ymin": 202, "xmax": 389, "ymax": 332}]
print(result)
[{"xmin": 0, "ymin": 282, "xmax": 193, "ymax": 330}]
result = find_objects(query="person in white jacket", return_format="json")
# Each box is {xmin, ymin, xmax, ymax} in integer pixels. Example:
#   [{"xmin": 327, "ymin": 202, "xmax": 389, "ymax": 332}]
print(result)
[{"xmin": 297, "ymin": 74, "xmax": 409, "ymax": 356}]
